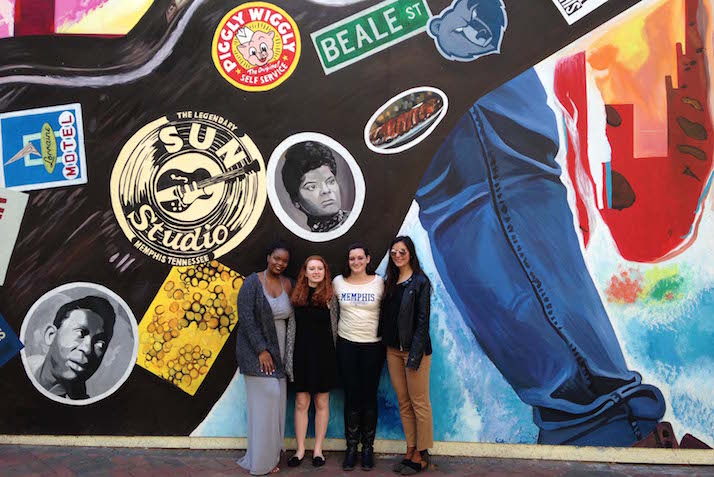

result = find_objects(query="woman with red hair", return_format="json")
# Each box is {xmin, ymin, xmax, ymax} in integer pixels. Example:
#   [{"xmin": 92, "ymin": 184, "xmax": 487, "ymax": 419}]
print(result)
[{"xmin": 285, "ymin": 256, "xmax": 339, "ymax": 468}]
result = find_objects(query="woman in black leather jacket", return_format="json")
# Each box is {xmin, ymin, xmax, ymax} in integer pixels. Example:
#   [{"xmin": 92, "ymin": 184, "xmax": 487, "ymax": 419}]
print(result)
[{"xmin": 379, "ymin": 236, "xmax": 433, "ymax": 475}]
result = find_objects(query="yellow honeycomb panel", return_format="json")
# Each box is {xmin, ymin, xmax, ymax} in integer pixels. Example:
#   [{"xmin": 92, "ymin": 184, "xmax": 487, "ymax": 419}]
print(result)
[{"xmin": 136, "ymin": 260, "xmax": 243, "ymax": 395}]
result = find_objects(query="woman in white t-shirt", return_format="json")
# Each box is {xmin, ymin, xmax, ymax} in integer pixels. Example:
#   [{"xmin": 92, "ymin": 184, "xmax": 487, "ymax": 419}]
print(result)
[{"xmin": 332, "ymin": 243, "xmax": 385, "ymax": 471}]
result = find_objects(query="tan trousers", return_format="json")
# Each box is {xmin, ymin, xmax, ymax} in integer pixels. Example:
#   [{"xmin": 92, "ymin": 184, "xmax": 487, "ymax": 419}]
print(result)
[{"xmin": 386, "ymin": 347, "xmax": 434, "ymax": 451}]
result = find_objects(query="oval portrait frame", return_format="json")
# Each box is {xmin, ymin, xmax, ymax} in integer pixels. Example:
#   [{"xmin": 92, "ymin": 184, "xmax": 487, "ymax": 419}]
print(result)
[
  {"xmin": 267, "ymin": 133, "xmax": 365, "ymax": 242},
  {"xmin": 364, "ymin": 86, "xmax": 449, "ymax": 155},
  {"xmin": 20, "ymin": 282, "xmax": 139, "ymax": 406}
]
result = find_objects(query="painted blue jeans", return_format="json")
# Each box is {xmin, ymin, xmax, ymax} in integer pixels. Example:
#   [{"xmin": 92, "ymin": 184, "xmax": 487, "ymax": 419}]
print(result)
[{"xmin": 415, "ymin": 68, "xmax": 666, "ymax": 446}]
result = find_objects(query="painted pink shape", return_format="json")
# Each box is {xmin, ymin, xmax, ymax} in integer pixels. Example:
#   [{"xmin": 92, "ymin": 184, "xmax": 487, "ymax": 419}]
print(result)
[
  {"xmin": 0, "ymin": 0, "xmax": 111, "ymax": 39},
  {"xmin": 0, "ymin": 0, "xmax": 16, "ymax": 39},
  {"xmin": 55, "ymin": 0, "xmax": 111, "ymax": 28}
]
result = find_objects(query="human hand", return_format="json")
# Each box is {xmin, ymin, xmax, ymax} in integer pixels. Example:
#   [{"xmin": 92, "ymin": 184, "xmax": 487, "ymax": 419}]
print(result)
[{"xmin": 258, "ymin": 350, "xmax": 275, "ymax": 375}]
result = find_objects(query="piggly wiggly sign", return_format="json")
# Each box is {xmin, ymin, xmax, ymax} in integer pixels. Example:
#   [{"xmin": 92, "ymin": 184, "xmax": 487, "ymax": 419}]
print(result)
[{"xmin": 212, "ymin": 2, "xmax": 301, "ymax": 92}]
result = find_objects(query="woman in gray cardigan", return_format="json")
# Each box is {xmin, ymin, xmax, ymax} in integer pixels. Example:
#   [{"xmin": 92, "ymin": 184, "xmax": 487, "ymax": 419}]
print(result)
[{"xmin": 235, "ymin": 240, "xmax": 296, "ymax": 475}]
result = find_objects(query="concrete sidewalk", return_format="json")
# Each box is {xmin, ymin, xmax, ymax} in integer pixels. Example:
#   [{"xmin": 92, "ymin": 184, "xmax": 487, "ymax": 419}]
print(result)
[{"xmin": 1, "ymin": 445, "xmax": 713, "ymax": 477}]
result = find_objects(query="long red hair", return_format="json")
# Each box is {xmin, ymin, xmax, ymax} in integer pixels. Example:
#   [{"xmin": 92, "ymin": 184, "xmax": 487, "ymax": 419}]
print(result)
[{"xmin": 291, "ymin": 255, "xmax": 334, "ymax": 308}]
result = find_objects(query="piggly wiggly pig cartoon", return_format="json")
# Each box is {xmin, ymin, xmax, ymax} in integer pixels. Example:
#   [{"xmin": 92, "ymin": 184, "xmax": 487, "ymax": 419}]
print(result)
[
  {"xmin": 428, "ymin": 0, "xmax": 507, "ymax": 62},
  {"xmin": 236, "ymin": 27, "xmax": 276, "ymax": 67}
]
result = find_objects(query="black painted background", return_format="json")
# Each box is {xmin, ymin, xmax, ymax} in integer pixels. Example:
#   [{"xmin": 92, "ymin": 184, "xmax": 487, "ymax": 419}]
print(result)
[{"xmin": 0, "ymin": 0, "xmax": 639, "ymax": 435}]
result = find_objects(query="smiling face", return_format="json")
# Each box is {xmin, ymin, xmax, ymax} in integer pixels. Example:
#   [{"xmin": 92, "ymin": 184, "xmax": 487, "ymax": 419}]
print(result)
[
  {"xmin": 44, "ymin": 309, "xmax": 109, "ymax": 384},
  {"xmin": 348, "ymin": 248, "xmax": 371, "ymax": 275},
  {"xmin": 236, "ymin": 30, "xmax": 276, "ymax": 67},
  {"xmin": 267, "ymin": 248, "xmax": 290, "ymax": 275},
  {"xmin": 390, "ymin": 241, "xmax": 411, "ymax": 269},
  {"xmin": 296, "ymin": 165, "xmax": 342, "ymax": 218},
  {"xmin": 306, "ymin": 259, "xmax": 326, "ymax": 287}
]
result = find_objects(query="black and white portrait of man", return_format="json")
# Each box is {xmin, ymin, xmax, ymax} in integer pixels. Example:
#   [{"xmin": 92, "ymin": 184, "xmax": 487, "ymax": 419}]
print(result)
[{"xmin": 21, "ymin": 283, "xmax": 138, "ymax": 405}]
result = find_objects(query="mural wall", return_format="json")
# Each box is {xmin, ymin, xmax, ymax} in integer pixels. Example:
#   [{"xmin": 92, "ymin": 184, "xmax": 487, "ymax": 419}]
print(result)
[{"xmin": 1, "ymin": 0, "xmax": 713, "ymax": 449}]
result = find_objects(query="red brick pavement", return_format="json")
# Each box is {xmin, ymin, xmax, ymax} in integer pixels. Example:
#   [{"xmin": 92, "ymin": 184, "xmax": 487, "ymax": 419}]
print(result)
[{"xmin": 1, "ymin": 445, "xmax": 713, "ymax": 477}]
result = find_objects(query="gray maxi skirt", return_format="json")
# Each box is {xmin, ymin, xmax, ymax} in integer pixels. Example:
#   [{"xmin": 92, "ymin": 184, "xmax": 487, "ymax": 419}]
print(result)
[{"xmin": 238, "ymin": 375, "xmax": 287, "ymax": 475}]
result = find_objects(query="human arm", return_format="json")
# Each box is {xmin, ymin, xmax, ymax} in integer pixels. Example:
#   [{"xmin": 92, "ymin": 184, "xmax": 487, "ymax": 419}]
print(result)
[
  {"xmin": 406, "ymin": 276, "xmax": 432, "ymax": 370},
  {"xmin": 235, "ymin": 275, "xmax": 268, "ymax": 358},
  {"xmin": 329, "ymin": 295, "xmax": 339, "ymax": 347},
  {"xmin": 285, "ymin": 311, "xmax": 296, "ymax": 382}
]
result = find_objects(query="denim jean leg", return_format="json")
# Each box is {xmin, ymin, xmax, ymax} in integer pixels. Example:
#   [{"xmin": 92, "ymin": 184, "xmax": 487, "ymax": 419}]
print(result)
[{"xmin": 415, "ymin": 68, "xmax": 665, "ymax": 446}]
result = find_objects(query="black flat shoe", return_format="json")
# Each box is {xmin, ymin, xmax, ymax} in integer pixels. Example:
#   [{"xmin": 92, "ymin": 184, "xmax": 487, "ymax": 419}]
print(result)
[
  {"xmin": 392, "ymin": 459, "xmax": 409, "ymax": 474},
  {"xmin": 392, "ymin": 459, "xmax": 410, "ymax": 473},
  {"xmin": 400, "ymin": 461, "xmax": 426, "ymax": 475},
  {"xmin": 312, "ymin": 455, "xmax": 326, "ymax": 467},
  {"xmin": 287, "ymin": 453, "xmax": 304, "ymax": 467},
  {"xmin": 400, "ymin": 450, "xmax": 430, "ymax": 475}
]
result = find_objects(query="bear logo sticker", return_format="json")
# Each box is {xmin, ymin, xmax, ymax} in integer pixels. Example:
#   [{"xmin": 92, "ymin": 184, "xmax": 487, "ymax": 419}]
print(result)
[
  {"xmin": 212, "ymin": 2, "xmax": 301, "ymax": 92},
  {"xmin": 428, "ymin": 0, "xmax": 507, "ymax": 62}
]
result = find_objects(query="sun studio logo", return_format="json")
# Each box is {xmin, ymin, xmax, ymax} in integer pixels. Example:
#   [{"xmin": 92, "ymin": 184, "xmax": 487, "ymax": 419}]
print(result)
[{"xmin": 110, "ymin": 112, "xmax": 266, "ymax": 266}]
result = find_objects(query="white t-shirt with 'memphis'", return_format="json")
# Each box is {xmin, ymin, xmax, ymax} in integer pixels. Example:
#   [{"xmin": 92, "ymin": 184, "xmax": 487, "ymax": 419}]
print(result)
[{"xmin": 333, "ymin": 274, "xmax": 384, "ymax": 343}]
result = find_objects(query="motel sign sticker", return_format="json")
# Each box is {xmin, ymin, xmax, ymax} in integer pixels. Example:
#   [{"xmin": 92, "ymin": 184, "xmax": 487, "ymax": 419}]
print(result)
[
  {"xmin": 311, "ymin": 0, "xmax": 432, "ymax": 75},
  {"xmin": 0, "ymin": 104, "xmax": 88, "ymax": 191}
]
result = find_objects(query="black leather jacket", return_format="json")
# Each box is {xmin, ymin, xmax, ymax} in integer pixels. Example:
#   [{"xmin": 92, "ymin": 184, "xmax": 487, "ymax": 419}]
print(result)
[{"xmin": 379, "ymin": 272, "xmax": 432, "ymax": 370}]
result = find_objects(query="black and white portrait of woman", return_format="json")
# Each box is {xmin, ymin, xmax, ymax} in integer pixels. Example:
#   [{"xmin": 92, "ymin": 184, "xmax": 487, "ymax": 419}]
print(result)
[{"xmin": 268, "ymin": 133, "xmax": 365, "ymax": 242}]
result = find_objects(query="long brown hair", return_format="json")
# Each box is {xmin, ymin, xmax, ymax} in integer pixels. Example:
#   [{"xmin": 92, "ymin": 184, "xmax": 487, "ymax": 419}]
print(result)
[
  {"xmin": 384, "ymin": 236, "xmax": 428, "ymax": 298},
  {"xmin": 291, "ymin": 255, "xmax": 334, "ymax": 308}
]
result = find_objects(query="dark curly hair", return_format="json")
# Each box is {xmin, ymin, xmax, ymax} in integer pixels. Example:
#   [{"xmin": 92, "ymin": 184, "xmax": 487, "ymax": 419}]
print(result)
[
  {"xmin": 281, "ymin": 141, "xmax": 337, "ymax": 202},
  {"xmin": 54, "ymin": 296, "xmax": 116, "ymax": 341},
  {"xmin": 265, "ymin": 239, "xmax": 292, "ymax": 259}
]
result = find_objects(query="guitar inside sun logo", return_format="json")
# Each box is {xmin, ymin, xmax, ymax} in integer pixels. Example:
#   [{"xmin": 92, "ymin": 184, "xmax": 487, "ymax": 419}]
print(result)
[{"xmin": 110, "ymin": 112, "xmax": 266, "ymax": 266}]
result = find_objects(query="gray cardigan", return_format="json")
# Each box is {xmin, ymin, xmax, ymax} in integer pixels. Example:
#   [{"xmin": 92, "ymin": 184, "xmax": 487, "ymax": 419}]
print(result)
[{"xmin": 235, "ymin": 273, "xmax": 295, "ymax": 379}]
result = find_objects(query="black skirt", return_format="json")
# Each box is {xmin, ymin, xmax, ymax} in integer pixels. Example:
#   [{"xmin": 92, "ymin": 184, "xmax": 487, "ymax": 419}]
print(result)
[{"xmin": 293, "ymin": 296, "xmax": 338, "ymax": 394}]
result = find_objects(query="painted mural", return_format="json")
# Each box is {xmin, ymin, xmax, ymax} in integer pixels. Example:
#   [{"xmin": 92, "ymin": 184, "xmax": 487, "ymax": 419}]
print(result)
[{"xmin": 0, "ymin": 0, "xmax": 712, "ymax": 451}]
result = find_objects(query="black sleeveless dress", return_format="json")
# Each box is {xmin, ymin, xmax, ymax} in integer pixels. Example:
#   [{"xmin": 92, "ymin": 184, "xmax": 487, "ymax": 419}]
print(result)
[{"xmin": 293, "ymin": 288, "xmax": 338, "ymax": 393}]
